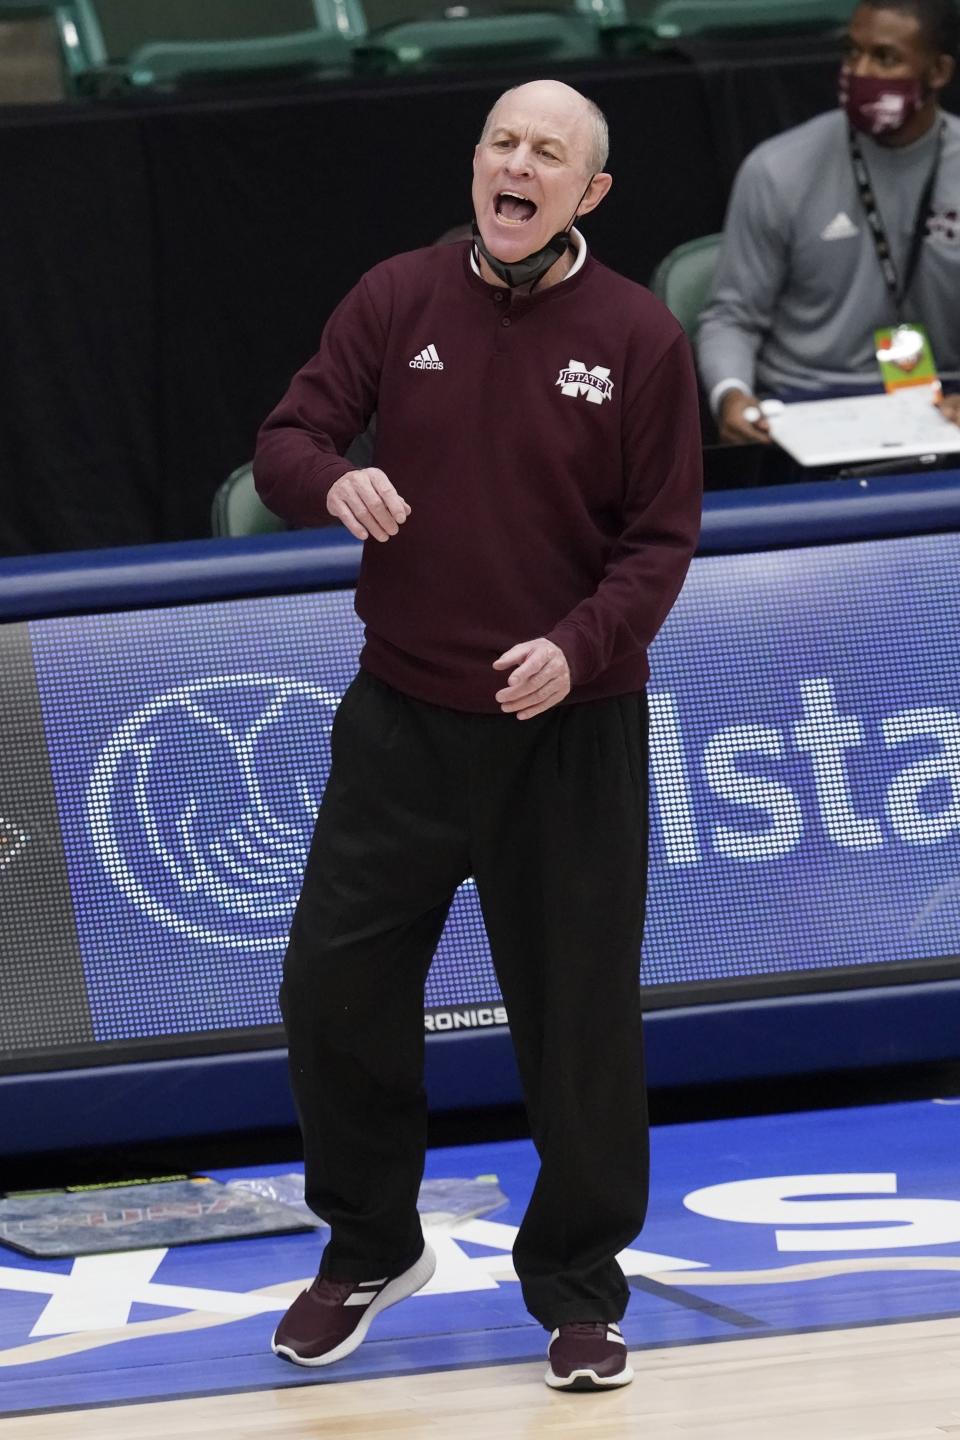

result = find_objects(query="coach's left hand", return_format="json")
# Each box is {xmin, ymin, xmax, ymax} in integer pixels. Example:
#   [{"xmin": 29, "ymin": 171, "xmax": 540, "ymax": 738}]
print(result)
[
  {"xmin": 935, "ymin": 391, "xmax": 960, "ymax": 428},
  {"xmin": 493, "ymin": 638, "xmax": 571, "ymax": 720}
]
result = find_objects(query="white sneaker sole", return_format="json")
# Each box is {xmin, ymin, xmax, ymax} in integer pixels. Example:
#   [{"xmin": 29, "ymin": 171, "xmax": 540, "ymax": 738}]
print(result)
[
  {"xmin": 545, "ymin": 1362, "xmax": 634, "ymax": 1391},
  {"xmin": 271, "ymin": 1242, "xmax": 437, "ymax": 1368}
]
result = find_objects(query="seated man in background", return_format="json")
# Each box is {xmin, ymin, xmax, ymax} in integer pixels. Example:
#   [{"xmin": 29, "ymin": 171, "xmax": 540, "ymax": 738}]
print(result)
[{"xmin": 697, "ymin": 0, "xmax": 960, "ymax": 444}]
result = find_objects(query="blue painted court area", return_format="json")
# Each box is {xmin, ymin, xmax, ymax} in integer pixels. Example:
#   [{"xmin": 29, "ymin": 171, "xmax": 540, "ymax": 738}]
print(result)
[{"xmin": 2, "ymin": 1097, "xmax": 960, "ymax": 1415}]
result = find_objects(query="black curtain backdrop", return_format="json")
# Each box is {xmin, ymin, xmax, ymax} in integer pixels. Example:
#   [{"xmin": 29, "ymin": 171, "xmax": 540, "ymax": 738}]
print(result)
[
  {"xmin": 0, "ymin": 108, "xmax": 162, "ymax": 553},
  {"xmin": 2, "ymin": 50, "xmax": 953, "ymax": 555}
]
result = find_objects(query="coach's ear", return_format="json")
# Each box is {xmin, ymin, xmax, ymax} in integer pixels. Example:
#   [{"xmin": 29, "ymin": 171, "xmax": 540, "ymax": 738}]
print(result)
[{"xmin": 577, "ymin": 173, "xmax": 612, "ymax": 219}]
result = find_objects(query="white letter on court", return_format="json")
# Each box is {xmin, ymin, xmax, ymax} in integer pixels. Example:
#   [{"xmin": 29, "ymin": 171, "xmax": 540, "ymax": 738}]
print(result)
[{"xmin": 684, "ymin": 1174, "xmax": 960, "ymax": 1251}]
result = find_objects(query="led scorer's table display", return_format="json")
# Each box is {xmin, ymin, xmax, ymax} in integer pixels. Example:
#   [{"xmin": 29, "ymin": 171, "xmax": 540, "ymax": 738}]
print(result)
[{"xmin": 3, "ymin": 530, "xmax": 959, "ymax": 1068}]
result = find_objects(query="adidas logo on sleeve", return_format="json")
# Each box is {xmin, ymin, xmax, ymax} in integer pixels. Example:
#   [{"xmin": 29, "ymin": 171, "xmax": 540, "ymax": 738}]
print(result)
[{"xmin": 409, "ymin": 344, "xmax": 444, "ymax": 370}]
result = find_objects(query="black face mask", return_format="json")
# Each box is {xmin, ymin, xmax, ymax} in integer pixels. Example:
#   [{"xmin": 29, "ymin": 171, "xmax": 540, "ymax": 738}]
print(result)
[{"xmin": 472, "ymin": 175, "xmax": 596, "ymax": 291}]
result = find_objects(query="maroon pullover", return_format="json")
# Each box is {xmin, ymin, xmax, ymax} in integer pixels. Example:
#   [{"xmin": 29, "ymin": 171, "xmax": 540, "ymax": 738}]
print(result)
[{"xmin": 255, "ymin": 237, "xmax": 702, "ymax": 713}]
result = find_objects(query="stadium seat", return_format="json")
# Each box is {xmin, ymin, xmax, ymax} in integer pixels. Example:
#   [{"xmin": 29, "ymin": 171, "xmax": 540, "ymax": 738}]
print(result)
[
  {"xmin": 630, "ymin": 0, "xmax": 849, "ymax": 40},
  {"xmin": 353, "ymin": 10, "xmax": 606, "ymax": 73},
  {"xmin": 59, "ymin": 0, "xmax": 365, "ymax": 95},
  {"xmin": 360, "ymin": 0, "xmax": 629, "ymax": 23},
  {"xmin": 649, "ymin": 234, "xmax": 721, "ymax": 337},
  {"xmin": 211, "ymin": 462, "xmax": 286, "ymax": 539}
]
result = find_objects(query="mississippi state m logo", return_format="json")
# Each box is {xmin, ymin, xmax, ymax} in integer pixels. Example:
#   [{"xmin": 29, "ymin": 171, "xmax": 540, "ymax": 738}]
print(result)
[{"xmin": 556, "ymin": 360, "xmax": 614, "ymax": 405}]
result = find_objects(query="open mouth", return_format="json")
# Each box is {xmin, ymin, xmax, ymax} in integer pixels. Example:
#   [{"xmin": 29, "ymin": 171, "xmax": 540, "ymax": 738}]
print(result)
[{"xmin": 495, "ymin": 190, "xmax": 538, "ymax": 225}]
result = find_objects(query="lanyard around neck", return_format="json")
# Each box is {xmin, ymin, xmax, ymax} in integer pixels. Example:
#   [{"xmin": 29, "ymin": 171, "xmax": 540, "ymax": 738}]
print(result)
[{"xmin": 848, "ymin": 120, "xmax": 944, "ymax": 321}]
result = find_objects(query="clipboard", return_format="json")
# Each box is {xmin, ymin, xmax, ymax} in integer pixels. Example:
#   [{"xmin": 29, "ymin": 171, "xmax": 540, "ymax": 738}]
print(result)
[{"xmin": 766, "ymin": 386, "xmax": 960, "ymax": 468}]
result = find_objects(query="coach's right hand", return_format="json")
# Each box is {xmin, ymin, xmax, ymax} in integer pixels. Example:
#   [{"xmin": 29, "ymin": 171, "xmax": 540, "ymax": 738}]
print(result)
[
  {"xmin": 719, "ymin": 390, "xmax": 772, "ymax": 446},
  {"xmin": 326, "ymin": 468, "xmax": 412, "ymax": 542}
]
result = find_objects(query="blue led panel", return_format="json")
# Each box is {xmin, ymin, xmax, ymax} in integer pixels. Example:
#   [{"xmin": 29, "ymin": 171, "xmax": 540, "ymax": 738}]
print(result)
[
  {"xmin": 643, "ymin": 533, "xmax": 960, "ymax": 987},
  {"xmin": 4, "ymin": 529, "xmax": 959, "ymax": 1062}
]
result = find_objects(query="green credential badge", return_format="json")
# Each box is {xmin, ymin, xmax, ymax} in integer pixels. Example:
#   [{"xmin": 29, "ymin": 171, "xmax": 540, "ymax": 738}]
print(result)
[{"xmin": 874, "ymin": 324, "xmax": 938, "ymax": 392}]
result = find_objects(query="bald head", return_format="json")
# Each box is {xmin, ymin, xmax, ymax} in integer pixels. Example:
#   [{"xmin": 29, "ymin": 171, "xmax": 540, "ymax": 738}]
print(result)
[
  {"xmin": 480, "ymin": 80, "xmax": 609, "ymax": 177},
  {"xmin": 472, "ymin": 78, "xmax": 613, "ymax": 280}
]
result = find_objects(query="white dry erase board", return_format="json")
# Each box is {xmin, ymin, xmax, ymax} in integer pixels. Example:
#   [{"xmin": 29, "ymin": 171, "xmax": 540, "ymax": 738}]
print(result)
[{"xmin": 767, "ymin": 386, "xmax": 960, "ymax": 467}]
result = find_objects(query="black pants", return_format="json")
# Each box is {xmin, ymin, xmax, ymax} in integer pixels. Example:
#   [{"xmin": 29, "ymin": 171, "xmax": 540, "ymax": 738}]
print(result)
[{"xmin": 280, "ymin": 670, "xmax": 650, "ymax": 1328}]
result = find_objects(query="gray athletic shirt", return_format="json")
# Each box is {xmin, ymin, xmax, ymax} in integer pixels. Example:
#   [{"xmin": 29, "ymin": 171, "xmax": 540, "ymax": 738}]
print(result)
[{"xmin": 696, "ymin": 108, "xmax": 960, "ymax": 407}]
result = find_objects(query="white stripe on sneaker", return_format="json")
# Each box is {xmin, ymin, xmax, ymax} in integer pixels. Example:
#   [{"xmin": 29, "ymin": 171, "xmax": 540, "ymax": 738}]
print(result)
[{"xmin": 344, "ymin": 1292, "xmax": 376, "ymax": 1307}]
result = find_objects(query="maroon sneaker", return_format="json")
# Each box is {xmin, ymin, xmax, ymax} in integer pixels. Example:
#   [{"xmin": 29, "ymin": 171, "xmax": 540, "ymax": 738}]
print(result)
[
  {"xmin": 271, "ymin": 1243, "xmax": 436, "ymax": 1367},
  {"xmin": 545, "ymin": 1322, "xmax": 634, "ymax": 1390}
]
